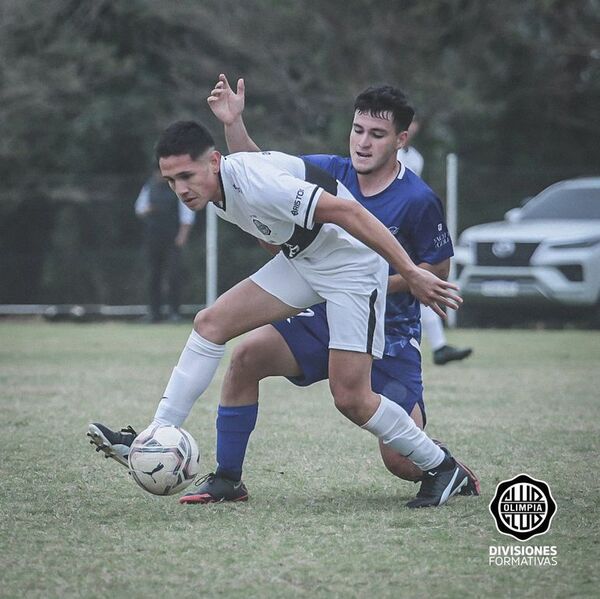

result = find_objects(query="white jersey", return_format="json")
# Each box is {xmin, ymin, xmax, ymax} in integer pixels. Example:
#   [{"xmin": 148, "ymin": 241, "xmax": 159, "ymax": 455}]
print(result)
[
  {"xmin": 397, "ymin": 146, "xmax": 424, "ymax": 176},
  {"xmin": 214, "ymin": 152, "xmax": 379, "ymax": 273},
  {"xmin": 214, "ymin": 151, "xmax": 388, "ymax": 356}
]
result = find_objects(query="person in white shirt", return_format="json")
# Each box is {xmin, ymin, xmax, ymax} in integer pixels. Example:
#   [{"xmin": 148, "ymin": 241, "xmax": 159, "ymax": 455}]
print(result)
[
  {"xmin": 89, "ymin": 119, "xmax": 471, "ymax": 508},
  {"xmin": 397, "ymin": 119, "xmax": 473, "ymax": 365}
]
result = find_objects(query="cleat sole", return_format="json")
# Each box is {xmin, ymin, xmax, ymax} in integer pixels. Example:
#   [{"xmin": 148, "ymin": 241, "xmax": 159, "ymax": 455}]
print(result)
[{"xmin": 87, "ymin": 425, "xmax": 130, "ymax": 468}]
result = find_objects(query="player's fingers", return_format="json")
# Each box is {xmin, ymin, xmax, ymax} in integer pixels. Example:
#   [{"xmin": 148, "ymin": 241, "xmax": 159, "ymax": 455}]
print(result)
[
  {"xmin": 237, "ymin": 78, "xmax": 245, "ymax": 96},
  {"xmin": 219, "ymin": 73, "xmax": 232, "ymax": 90},
  {"xmin": 441, "ymin": 289, "xmax": 463, "ymax": 305},
  {"xmin": 439, "ymin": 296, "xmax": 460, "ymax": 311},
  {"xmin": 430, "ymin": 302, "xmax": 447, "ymax": 319},
  {"xmin": 440, "ymin": 280, "xmax": 460, "ymax": 291}
]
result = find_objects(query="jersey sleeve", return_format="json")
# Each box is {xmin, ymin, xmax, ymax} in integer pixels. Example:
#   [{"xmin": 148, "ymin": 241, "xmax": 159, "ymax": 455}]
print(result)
[
  {"xmin": 301, "ymin": 154, "xmax": 339, "ymax": 173},
  {"xmin": 239, "ymin": 154, "xmax": 324, "ymax": 230},
  {"xmin": 411, "ymin": 192, "xmax": 454, "ymax": 264}
]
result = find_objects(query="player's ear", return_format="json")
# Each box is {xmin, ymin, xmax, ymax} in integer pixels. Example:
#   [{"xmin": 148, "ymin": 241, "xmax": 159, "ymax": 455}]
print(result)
[
  {"xmin": 209, "ymin": 150, "xmax": 222, "ymax": 173},
  {"xmin": 397, "ymin": 130, "xmax": 408, "ymax": 150}
]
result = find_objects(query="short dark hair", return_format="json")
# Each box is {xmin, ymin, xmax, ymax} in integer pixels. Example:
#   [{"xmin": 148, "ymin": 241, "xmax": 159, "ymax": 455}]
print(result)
[
  {"xmin": 354, "ymin": 85, "xmax": 415, "ymax": 133},
  {"xmin": 155, "ymin": 120, "xmax": 215, "ymax": 162}
]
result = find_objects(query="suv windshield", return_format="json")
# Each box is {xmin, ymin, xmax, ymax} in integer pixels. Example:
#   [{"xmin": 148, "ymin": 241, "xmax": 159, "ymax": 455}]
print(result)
[{"xmin": 520, "ymin": 186, "xmax": 600, "ymax": 220}]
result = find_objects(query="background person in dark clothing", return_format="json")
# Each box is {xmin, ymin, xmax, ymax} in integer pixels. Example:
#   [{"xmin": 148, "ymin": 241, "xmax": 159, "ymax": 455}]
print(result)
[{"xmin": 135, "ymin": 170, "xmax": 195, "ymax": 322}]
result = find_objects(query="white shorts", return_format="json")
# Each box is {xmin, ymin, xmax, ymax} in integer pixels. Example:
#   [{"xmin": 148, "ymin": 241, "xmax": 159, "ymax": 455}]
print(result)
[{"xmin": 250, "ymin": 251, "xmax": 387, "ymax": 358}]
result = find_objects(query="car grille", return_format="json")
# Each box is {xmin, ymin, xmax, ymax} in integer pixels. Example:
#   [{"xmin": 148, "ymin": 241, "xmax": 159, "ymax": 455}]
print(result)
[{"xmin": 476, "ymin": 242, "xmax": 539, "ymax": 266}]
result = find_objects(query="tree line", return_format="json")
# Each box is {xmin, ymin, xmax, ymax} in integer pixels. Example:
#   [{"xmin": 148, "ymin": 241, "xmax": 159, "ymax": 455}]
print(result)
[{"xmin": 1, "ymin": 0, "xmax": 598, "ymax": 303}]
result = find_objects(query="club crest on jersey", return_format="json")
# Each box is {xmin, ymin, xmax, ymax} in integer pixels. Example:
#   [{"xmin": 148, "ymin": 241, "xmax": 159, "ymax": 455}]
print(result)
[{"xmin": 252, "ymin": 218, "xmax": 272, "ymax": 236}]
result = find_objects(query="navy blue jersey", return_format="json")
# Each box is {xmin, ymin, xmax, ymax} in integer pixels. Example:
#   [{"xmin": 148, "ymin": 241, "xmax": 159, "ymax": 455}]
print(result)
[{"xmin": 301, "ymin": 154, "xmax": 453, "ymax": 355}]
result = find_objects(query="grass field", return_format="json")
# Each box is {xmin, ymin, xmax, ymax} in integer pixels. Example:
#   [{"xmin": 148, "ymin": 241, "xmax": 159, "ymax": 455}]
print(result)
[{"xmin": 1, "ymin": 321, "xmax": 599, "ymax": 598}]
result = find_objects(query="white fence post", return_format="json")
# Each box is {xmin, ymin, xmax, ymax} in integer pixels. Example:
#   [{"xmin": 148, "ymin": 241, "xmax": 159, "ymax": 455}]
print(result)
[
  {"xmin": 446, "ymin": 153, "xmax": 458, "ymax": 328},
  {"xmin": 206, "ymin": 205, "xmax": 218, "ymax": 306}
]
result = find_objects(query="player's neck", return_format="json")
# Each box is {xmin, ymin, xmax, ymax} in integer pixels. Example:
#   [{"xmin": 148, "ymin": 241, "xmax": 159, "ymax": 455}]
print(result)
[{"xmin": 357, "ymin": 160, "xmax": 400, "ymax": 197}]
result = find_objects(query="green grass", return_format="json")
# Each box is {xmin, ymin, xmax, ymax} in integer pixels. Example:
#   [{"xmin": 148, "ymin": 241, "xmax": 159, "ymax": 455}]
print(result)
[{"xmin": 1, "ymin": 322, "xmax": 599, "ymax": 598}]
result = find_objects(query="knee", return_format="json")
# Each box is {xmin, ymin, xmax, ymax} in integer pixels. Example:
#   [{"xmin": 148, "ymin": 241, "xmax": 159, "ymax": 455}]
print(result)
[
  {"xmin": 329, "ymin": 379, "xmax": 360, "ymax": 416},
  {"xmin": 193, "ymin": 308, "xmax": 224, "ymax": 343},
  {"xmin": 228, "ymin": 341, "xmax": 268, "ymax": 382}
]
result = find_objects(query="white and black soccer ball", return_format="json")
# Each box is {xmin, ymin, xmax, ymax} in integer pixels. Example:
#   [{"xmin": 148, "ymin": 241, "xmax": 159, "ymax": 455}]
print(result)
[{"xmin": 128, "ymin": 425, "xmax": 200, "ymax": 496}]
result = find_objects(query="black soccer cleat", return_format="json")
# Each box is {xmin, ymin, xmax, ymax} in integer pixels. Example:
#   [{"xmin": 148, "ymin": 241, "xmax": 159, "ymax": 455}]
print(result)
[
  {"xmin": 87, "ymin": 423, "xmax": 138, "ymax": 468},
  {"xmin": 432, "ymin": 439, "xmax": 480, "ymax": 496},
  {"xmin": 179, "ymin": 472, "xmax": 249, "ymax": 505},
  {"xmin": 406, "ymin": 448, "xmax": 469, "ymax": 508},
  {"xmin": 433, "ymin": 345, "xmax": 473, "ymax": 365}
]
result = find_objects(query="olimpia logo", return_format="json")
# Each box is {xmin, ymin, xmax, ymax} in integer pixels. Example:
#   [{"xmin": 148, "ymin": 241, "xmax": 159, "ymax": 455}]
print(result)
[{"xmin": 489, "ymin": 473, "xmax": 557, "ymax": 542}]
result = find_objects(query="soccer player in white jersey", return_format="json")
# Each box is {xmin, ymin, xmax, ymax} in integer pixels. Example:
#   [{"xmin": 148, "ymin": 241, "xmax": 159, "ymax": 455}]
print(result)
[
  {"xmin": 88, "ymin": 111, "xmax": 471, "ymax": 508},
  {"xmin": 173, "ymin": 74, "xmax": 479, "ymax": 507}
]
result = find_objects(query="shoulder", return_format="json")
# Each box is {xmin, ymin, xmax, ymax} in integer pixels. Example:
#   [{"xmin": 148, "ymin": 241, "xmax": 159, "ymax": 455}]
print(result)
[
  {"xmin": 301, "ymin": 154, "xmax": 351, "ymax": 178},
  {"xmin": 395, "ymin": 170, "xmax": 443, "ymax": 212},
  {"xmin": 223, "ymin": 151, "xmax": 305, "ymax": 180}
]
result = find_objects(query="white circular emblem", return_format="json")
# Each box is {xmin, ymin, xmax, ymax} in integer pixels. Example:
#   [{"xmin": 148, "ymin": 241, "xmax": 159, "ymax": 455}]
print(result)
[{"xmin": 491, "ymin": 240, "xmax": 516, "ymax": 258}]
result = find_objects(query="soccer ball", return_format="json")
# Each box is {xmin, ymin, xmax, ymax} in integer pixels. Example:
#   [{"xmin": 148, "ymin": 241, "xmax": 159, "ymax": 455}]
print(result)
[{"xmin": 128, "ymin": 425, "xmax": 200, "ymax": 496}]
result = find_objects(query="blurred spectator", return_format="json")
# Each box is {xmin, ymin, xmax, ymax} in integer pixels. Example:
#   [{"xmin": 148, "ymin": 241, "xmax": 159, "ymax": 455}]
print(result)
[
  {"xmin": 397, "ymin": 119, "xmax": 473, "ymax": 365},
  {"xmin": 135, "ymin": 170, "xmax": 195, "ymax": 322}
]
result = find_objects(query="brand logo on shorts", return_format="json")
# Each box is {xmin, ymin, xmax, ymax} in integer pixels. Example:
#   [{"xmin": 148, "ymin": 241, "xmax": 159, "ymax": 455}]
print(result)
[
  {"xmin": 252, "ymin": 218, "xmax": 272, "ymax": 236},
  {"xmin": 489, "ymin": 474, "xmax": 557, "ymax": 541}
]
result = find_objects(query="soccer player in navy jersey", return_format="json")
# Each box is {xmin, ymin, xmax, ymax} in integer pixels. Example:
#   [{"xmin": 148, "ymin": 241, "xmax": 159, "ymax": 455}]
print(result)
[{"xmin": 171, "ymin": 75, "xmax": 479, "ymax": 506}]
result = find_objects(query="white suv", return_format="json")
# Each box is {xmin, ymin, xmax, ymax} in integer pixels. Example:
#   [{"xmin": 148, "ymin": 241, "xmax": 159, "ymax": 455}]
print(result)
[{"xmin": 454, "ymin": 177, "xmax": 600, "ymax": 315}]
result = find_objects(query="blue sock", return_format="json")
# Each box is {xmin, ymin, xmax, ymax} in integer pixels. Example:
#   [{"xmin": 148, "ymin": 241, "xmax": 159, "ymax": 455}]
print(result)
[{"xmin": 215, "ymin": 404, "xmax": 258, "ymax": 481}]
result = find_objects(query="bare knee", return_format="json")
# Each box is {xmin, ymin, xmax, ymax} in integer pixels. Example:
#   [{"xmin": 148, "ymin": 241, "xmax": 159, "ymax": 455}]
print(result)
[
  {"xmin": 329, "ymin": 378, "xmax": 374, "ymax": 424},
  {"xmin": 228, "ymin": 340, "xmax": 270, "ymax": 383},
  {"xmin": 329, "ymin": 379, "xmax": 356, "ymax": 415},
  {"xmin": 193, "ymin": 308, "xmax": 226, "ymax": 343}
]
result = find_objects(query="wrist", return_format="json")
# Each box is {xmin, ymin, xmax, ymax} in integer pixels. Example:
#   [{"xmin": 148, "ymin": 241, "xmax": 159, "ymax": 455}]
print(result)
[{"xmin": 224, "ymin": 114, "xmax": 244, "ymax": 128}]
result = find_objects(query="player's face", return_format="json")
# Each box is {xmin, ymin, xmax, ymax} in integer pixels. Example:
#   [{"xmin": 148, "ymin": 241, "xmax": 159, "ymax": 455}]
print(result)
[
  {"xmin": 350, "ymin": 111, "xmax": 405, "ymax": 175},
  {"xmin": 159, "ymin": 150, "xmax": 222, "ymax": 211}
]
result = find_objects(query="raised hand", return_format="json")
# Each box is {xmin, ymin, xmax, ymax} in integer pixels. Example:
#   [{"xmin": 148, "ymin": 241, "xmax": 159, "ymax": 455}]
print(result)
[{"xmin": 207, "ymin": 73, "xmax": 245, "ymax": 125}]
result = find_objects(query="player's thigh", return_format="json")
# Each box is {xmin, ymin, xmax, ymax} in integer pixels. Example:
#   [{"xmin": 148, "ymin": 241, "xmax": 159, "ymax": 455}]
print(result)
[
  {"xmin": 229, "ymin": 325, "xmax": 303, "ymax": 380},
  {"xmin": 194, "ymin": 278, "xmax": 301, "ymax": 343}
]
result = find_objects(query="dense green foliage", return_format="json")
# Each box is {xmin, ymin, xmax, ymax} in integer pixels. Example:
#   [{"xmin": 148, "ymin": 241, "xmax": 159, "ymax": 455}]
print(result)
[{"xmin": 1, "ymin": 0, "xmax": 598, "ymax": 303}]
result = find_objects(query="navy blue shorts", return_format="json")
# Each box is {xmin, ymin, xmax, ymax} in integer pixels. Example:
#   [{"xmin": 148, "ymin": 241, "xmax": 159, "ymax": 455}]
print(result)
[{"xmin": 271, "ymin": 308, "xmax": 425, "ymax": 424}]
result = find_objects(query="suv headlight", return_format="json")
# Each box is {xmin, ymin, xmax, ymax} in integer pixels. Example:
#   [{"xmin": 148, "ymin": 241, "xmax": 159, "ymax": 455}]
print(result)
[{"xmin": 547, "ymin": 236, "xmax": 600, "ymax": 249}]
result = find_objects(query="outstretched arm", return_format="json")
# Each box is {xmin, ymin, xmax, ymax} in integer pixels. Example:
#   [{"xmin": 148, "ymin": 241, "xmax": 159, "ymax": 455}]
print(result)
[
  {"xmin": 207, "ymin": 73, "xmax": 260, "ymax": 153},
  {"xmin": 314, "ymin": 193, "xmax": 461, "ymax": 316}
]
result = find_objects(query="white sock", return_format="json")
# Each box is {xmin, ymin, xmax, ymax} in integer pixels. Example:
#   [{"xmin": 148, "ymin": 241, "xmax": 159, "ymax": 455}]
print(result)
[
  {"xmin": 361, "ymin": 395, "xmax": 445, "ymax": 471},
  {"xmin": 421, "ymin": 305, "xmax": 446, "ymax": 351},
  {"xmin": 152, "ymin": 330, "xmax": 225, "ymax": 427}
]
